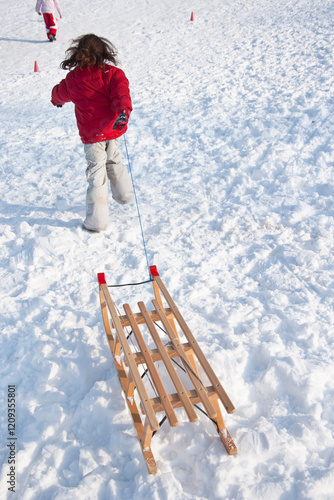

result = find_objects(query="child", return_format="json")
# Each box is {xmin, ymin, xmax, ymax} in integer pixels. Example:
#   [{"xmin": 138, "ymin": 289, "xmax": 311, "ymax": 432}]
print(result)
[
  {"xmin": 51, "ymin": 34, "xmax": 134, "ymax": 232},
  {"xmin": 35, "ymin": 0, "xmax": 62, "ymax": 42}
]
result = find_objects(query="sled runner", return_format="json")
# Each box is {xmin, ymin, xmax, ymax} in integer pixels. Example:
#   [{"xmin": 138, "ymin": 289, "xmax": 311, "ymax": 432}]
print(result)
[{"xmin": 98, "ymin": 266, "xmax": 237, "ymax": 474}]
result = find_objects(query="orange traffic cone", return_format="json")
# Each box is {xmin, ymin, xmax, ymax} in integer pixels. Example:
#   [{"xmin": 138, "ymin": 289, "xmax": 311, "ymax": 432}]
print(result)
[
  {"xmin": 190, "ymin": 12, "xmax": 194, "ymax": 21},
  {"xmin": 34, "ymin": 61, "xmax": 40, "ymax": 73}
]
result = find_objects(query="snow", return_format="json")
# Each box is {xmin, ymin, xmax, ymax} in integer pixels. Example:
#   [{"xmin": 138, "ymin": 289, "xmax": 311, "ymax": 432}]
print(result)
[{"xmin": 0, "ymin": 0, "xmax": 334, "ymax": 498}]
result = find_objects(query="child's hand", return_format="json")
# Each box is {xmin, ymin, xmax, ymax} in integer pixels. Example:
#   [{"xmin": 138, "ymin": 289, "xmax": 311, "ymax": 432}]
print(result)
[{"xmin": 113, "ymin": 110, "xmax": 128, "ymax": 130}]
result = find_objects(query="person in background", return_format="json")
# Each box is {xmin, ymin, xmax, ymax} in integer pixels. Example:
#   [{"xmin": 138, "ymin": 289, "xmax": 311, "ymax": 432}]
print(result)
[
  {"xmin": 35, "ymin": 0, "xmax": 62, "ymax": 42},
  {"xmin": 51, "ymin": 34, "xmax": 134, "ymax": 232}
]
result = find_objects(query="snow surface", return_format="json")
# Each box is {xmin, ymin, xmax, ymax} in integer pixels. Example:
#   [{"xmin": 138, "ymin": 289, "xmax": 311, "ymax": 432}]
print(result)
[{"xmin": 1, "ymin": 0, "xmax": 334, "ymax": 498}]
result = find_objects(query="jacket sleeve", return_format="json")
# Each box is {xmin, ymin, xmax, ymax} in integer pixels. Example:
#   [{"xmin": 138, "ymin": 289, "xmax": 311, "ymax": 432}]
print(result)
[
  {"xmin": 107, "ymin": 69, "xmax": 133, "ymax": 115},
  {"xmin": 35, "ymin": 0, "xmax": 42, "ymax": 13},
  {"xmin": 54, "ymin": 0, "xmax": 62, "ymax": 16},
  {"xmin": 51, "ymin": 78, "xmax": 72, "ymax": 106}
]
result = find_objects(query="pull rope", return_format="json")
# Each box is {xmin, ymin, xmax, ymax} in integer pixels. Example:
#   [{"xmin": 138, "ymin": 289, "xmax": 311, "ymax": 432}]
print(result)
[
  {"xmin": 108, "ymin": 279, "xmax": 151, "ymax": 288},
  {"xmin": 122, "ymin": 130, "xmax": 151, "ymax": 281}
]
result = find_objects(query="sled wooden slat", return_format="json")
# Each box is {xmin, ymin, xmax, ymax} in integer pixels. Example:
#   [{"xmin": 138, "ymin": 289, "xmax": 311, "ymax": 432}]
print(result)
[
  {"xmin": 123, "ymin": 303, "xmax": 179, "ymax": 428},
  {"xmin": 132, "ymin": 342, "xmax": 193, "ymax": 365},
  {"xmin": 138, "ymin": 301, "xmax": 198, "ymax": 423},
  {"xmin": 119, "ymin": 307, "xmax": 174, "ymax": 327},
  {"xmin": 153, "ymin": 276, "xmax": 236, "ymax": 414},
  {"xmin": 149, "ymin": 385, "xmax": 218, "ymax": 412},
  {"xmin": 152, "ymin": 298, "xmax": 218, "ymax": 420},
  {"xmin": 98, "ymin": 268, "xmax": 237, "ymax": 474},
  {"xmin": 99, "ymin": 283, "xmax": 159, "ymax": 432}
]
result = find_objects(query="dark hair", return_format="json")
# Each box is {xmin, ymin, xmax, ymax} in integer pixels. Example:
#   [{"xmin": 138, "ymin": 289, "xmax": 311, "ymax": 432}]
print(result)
[{"xmin": 60, "ymin": 34, "xmax": 119, "ymax": 70}]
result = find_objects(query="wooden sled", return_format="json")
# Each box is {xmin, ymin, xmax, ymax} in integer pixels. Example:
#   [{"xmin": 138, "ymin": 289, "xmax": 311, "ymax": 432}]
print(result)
[{"xmin": 98, "ymin": 266, "xmax": 237, "ymax": 474}]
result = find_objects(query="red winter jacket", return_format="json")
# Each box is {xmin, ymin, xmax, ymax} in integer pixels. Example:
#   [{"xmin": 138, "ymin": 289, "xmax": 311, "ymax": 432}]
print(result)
[{"xmin": 51, "ymin": 64, "xmax": 132, "ymax": 144}]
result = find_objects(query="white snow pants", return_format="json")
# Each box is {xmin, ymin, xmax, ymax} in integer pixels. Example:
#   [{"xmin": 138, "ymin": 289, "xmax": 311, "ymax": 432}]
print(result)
[{"xmin": 83, "ymin": 138, "xmax": 134, "ymax": 231}]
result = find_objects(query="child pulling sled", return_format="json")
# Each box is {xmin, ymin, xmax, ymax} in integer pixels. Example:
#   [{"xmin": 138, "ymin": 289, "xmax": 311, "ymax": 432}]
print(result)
[{"xmin": 51, "ymin": 34, "xmax": 134, "ymax": 232}]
